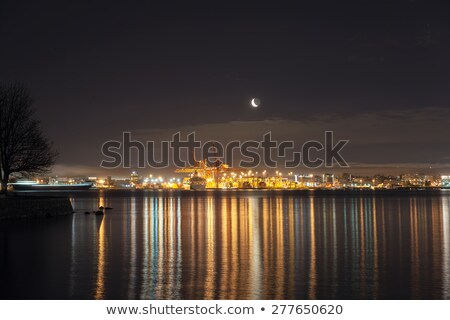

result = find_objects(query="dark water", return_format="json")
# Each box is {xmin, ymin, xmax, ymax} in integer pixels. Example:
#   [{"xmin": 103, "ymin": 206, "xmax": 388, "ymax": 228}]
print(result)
[{"xmin": 1, "ymin": 190, "xmax": 450, "ymax": 300}]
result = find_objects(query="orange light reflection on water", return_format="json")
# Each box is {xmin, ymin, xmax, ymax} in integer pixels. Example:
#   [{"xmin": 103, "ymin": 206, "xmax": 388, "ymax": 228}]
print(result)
[{"xmin": 74, "ymin": 193, "xmax": 450, "ymax": 299}]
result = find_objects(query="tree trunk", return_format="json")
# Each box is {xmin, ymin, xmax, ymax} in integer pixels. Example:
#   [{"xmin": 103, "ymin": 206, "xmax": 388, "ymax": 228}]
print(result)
[{"xmin": 0, "ymin": 173, "xmax": 9, "ymax": 195}]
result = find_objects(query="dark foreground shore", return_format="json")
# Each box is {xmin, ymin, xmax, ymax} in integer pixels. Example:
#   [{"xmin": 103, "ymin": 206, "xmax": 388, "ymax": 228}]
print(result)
[{"xmin": 0, "ymin": 196, "xmax": 73, "ymax": 220}]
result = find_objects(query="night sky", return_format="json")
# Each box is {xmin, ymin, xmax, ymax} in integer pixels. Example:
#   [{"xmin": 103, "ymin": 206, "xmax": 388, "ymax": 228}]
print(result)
[{"xmin": 1, "ymin": 0, "xmax": 449, "ymax": 176}]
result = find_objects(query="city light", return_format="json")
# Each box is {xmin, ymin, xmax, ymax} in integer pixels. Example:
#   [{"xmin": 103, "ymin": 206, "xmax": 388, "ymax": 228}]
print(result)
[{"xmin": 74, "ymin": 171, "xmax": 450, "ymax": 190}]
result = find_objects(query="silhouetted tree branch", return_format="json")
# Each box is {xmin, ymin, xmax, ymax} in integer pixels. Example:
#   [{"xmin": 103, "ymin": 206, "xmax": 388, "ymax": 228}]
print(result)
[{"xmin": 0, "ymin": 82, "xmax": 58, "ymax": 193}]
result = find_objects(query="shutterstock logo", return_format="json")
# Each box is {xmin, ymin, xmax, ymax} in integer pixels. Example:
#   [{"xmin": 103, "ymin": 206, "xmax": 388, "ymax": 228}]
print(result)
[{"xmin": 100, "ymin": 131, "xmax": 349, "ymax": 169}]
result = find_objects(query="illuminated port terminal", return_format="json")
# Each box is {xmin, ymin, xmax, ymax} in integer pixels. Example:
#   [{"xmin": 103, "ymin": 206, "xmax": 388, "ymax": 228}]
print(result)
[
  {"xmin": 87, "ymin": 170, "xmax": 448, "ymax": 190},
  {"xmin": 12, "ymin": 170, "xmax": 449, "ymax": 191}
]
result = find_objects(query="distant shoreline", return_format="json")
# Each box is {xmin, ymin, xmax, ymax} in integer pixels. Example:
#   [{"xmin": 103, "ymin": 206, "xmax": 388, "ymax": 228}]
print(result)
[{"xmin": 10, "ymin": 187, "xmax": 450, "ymax": 194}]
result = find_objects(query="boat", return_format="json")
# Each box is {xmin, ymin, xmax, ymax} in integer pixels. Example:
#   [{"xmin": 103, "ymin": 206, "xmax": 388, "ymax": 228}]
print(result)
[
  {"xmin": 11, "ymin": 181, "xmax": 94, "ymax": 191},
  {"xmin": 190, "ymin": 176, "xmax": 206, "ymax": 191}
]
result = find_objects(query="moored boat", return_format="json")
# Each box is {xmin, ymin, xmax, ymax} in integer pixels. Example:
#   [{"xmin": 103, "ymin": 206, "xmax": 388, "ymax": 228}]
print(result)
[
  {"xmin": 190, "ymin": 176, "xmax": 206, "ymax": 191},
  {"xmin": 11, "ymin": 181, "xmax": 94, "ymax": 191}
]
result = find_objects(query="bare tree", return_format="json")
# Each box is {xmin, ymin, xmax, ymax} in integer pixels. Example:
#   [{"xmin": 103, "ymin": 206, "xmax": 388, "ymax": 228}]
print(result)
[{"xmin": 0, "ymin": 83, "xmax": 58, "ymax": 193}]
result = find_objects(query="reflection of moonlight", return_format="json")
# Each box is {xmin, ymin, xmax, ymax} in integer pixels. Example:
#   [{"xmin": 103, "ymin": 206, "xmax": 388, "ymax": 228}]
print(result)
[{"xmin": 251, "ymin": 98, "xmax": 260, "ymax": 108}]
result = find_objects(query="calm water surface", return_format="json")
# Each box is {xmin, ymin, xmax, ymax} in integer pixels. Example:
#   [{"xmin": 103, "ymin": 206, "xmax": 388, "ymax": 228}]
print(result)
[{"xmin": 1, "ymin": 190, "xmax": 450, "ymax": 299}]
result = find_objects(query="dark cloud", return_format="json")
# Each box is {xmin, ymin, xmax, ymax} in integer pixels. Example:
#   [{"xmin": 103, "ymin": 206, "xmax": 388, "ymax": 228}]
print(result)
[{"xmin": 50, "ymin": 107, "xmax": 449, "ymax": 177}]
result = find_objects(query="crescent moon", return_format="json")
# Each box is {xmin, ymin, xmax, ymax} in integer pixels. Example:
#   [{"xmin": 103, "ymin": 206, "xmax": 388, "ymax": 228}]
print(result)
[{"xmin": 251, "ymin": 98, "xmax": 259, "ymax": 107}]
